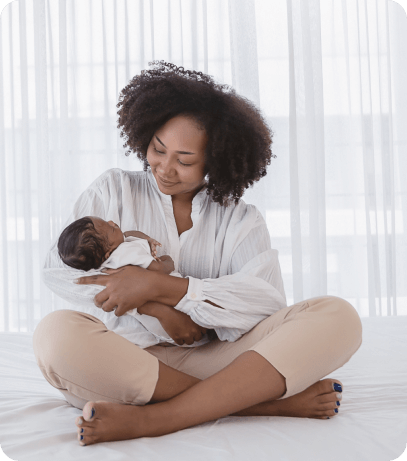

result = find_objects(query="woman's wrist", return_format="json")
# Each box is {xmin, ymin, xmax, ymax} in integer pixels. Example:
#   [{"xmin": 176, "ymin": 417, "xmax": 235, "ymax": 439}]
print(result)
[
  {"xmin": 137, "ymin": 300, "xmax": 171, "ymax": 318},
  {"xmin": 146, "ymin": 260, "xmax": 161, "ymax": 271},
  {"xmin": 152, "ymin": 272, "xmax": 189, "ymax": 307}
]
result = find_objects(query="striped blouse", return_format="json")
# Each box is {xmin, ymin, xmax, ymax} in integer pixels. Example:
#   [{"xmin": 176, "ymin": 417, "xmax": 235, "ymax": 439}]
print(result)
[{"xmin": 43, "ymin": 168, "xmax": 287, "ymax": 348}]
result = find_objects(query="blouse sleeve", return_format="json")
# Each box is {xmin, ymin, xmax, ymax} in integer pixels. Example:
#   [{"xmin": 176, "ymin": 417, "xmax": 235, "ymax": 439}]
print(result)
[
  {"xmin": 42, "ymin": 178, "xmax": 110, "ymax": 309},
  {"xmin": 173, "ymin": 210, "xmax": 288, "ymax": 342}
]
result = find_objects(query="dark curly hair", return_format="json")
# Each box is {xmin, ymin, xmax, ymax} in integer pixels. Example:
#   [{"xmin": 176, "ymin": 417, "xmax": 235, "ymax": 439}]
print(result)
[
  {"xmin": 57, "ymin": 217, "xmax": 109, "ymax": 271},
  {"xmin": 116, "ymin": 60, "xmax": 276, "ymax": 206}
]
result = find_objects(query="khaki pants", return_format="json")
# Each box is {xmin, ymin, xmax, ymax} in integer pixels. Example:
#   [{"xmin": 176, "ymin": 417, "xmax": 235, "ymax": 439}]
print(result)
[{"xmin": 32, "ymin": 296, "xmax": 362, "ymax": 410}]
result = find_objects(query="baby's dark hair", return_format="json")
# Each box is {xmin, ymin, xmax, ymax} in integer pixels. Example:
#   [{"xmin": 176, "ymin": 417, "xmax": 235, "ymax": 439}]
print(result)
[
  {"xmin": 117, "ymin": 60, "xmax": 276, "ymax": 206},
  {"xmin": 57, "ymin": 217, "xmax": 109, "ymax": 271}
]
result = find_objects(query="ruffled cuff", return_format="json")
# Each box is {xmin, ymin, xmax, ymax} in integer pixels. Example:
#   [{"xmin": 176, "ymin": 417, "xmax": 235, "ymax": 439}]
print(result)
[{"xmin": 173, "ymin": 276, "xmax": 204, "ymax": 313}]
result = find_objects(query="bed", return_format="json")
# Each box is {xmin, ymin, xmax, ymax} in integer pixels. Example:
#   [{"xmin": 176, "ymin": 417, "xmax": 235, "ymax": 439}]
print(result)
[{"xmin": 1, "ymin": 315, "xmax": 406, "ymax": 461}]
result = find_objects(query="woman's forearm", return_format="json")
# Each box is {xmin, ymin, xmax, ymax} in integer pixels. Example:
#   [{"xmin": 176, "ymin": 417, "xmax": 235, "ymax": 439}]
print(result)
[
  {"xmin": 137, "ymin": 300, "xmax": 171, "ymax": 318},
  {"xmin": 146, "ymin": 260, "xmax": 161, "ymax": 271},
  {"xmin": 152, "ymin": 272, "xmax": 189, "ymax": 307},
  {"xmin": 150, "ymin": 272, "xmax": 223, "ymax": 308}
]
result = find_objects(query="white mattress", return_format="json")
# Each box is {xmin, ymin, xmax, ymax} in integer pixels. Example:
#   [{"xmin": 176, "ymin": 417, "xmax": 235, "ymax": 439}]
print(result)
[{"xmin": 1, "ymin": 316, "xmax": 407, "ymax": 461}]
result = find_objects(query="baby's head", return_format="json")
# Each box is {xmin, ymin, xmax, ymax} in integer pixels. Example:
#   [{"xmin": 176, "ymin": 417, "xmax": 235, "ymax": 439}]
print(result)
[{"xmin": 57, "ymin": 216, "xmax": 124, "ymax": 271}]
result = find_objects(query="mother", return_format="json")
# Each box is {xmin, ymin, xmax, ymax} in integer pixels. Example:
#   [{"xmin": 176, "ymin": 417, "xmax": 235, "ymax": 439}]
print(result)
[{"xmin": 33, "ymin": 61, "xmax": 362, "ymax": 446}]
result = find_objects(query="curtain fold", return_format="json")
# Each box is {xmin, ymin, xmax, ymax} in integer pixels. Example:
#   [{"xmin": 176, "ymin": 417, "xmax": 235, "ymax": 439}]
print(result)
[{"xmin": 0, "ymin": 0, "xmax": 406, "ymax": 332}]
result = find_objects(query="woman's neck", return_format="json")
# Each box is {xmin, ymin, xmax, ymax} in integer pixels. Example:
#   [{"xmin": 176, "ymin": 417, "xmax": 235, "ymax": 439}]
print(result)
[{"xmin": 171, "ymin": 182, "xmax": 206, "ymax": 205}]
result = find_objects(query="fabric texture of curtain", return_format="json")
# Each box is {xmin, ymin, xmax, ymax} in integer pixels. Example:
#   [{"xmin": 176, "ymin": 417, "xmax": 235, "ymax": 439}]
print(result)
[{"xmin": 0, "ymin": 0, "xmax": 406, "ymax": 332}]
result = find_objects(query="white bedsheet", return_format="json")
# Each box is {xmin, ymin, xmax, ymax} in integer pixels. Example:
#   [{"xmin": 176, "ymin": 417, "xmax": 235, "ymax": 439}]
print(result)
[{"xmin": 1, "ymin": 316, "xmax": 407, "ymax": 461}]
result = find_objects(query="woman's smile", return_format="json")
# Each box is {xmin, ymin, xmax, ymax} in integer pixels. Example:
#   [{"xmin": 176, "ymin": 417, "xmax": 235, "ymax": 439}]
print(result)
[{"xmin": 157, "ymin": 174, "xmax": 179, "ymax": 186}]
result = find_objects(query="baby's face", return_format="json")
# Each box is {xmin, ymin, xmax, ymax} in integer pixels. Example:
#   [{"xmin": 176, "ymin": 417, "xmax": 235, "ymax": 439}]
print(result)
[{"xmin": 90, "ymin": 216, "xmax": 125, "ymax": 259}]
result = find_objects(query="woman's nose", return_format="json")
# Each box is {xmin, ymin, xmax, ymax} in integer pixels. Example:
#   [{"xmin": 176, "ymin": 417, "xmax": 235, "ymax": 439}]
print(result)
[{"xmin": 158, "ymin": 159, "xmax": 176, "ymax": 176}]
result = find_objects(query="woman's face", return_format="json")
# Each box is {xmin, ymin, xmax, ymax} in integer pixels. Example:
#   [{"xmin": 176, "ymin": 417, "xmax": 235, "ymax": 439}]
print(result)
[{"xmin": 146, "ymin": 114, "xmax": 208, "ymax": 200}]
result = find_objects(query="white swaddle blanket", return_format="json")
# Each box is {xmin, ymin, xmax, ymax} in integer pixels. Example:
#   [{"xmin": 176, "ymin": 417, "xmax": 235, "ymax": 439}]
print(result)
[{"xmin": 101, "ymin": 236, "xmax": 207, "ymax": 347}]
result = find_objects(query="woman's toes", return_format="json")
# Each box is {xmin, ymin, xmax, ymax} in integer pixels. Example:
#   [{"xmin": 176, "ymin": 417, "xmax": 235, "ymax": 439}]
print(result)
[
  {"xmin": 75, "ymin": 416, "xmax": 93, "ymax": 432},
  {"xmin": 316, "ymin": 378, "xmax": 343, "ymax": 395},
  {"xmin": 77, "ymin": 427, "xmax": 97, "ymax": 445},
  {"xmin": 319, "ymin": 391, "xmax": 341, "ymax": 405},
  {"xmin": 331, "ymin": 379, "xmax": 343, "ymax": 392},
  {"xmin": 83, "ymin": 401, "xmax": 97, "ymax": 421},
  {"xmin": 78, "ymin": 432, "xmax": 97, "ymax": 446}
]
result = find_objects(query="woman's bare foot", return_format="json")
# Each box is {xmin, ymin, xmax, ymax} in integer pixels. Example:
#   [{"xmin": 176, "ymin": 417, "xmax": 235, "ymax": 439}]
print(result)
[
  {"xmin": 75, "ymin": 401, "xmax": 149, "ymax": 446},
  {"xmin": 233, "ymin": 378, "xmax": 343, "ymax": 419},
  {"xmin": 75, "ymin": 378, "xmax": 342, "ymax": 446}
]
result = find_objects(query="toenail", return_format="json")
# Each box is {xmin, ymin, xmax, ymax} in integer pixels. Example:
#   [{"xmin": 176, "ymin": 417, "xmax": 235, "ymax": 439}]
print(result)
[
  {"xmin": 336, "ymin": 401, "xmax": 340, "ymax": 406},
  {"xmin": 77, "ymin": 417, "xmax": 84, "ymax": 425},
  {"xmin": 333, "ymin": 383, "xmax": 342, "ymax": 392},
  {"xmin": 336, "ymin": 393, "xmax": 342, "ymax": 399},
  {"xmin": 91, "ymin": 408, "xmax": 95, "ymax": 419},
  {"xmin": 334, "ymin": 408, "xmax": 338, "ymax": 413},
  {"xmin": 80, "ymin": 435, "xmax": 83, "ymax": 441},
  {"xmin": 81, "ymin": 428, "xmax": 84, "ymax": 433}
]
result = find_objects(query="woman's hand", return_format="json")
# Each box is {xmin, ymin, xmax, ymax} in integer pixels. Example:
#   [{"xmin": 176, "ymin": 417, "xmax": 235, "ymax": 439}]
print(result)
[
  {"xmin": 157, "ymin": 255, "xmax": 175, "ymax": 274},
  {"xmin": 74, "ymin": 265, "xmax": 158, "ymax": 317},
  {"xmin": 156, "ymin": 306, "xmax": 208, "ymax": 346}
]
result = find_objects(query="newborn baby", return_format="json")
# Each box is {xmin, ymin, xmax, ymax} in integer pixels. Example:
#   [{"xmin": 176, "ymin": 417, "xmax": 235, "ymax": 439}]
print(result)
[
  {"xmin": 58, "ymin": 215, "xmax": 175, "ymax": 274},
  {"xmin": 57, "ymin": 215, "xmax": 199, "ymax": 346}
]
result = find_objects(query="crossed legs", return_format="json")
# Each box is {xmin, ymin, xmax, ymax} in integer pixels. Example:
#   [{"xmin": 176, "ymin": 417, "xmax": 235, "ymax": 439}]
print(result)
[{"xmin": 33, "ymin": 296, "xmax": 362, "ymax": 445}]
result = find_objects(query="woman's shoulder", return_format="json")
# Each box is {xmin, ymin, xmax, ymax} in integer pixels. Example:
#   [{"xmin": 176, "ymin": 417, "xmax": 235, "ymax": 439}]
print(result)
[
  {"xmin": 90, "ymin": 168, "xmax": 148, "ymax": 189},
  {"xmin": 210, "ymin": 196, "xmax": 261, "ymax": 220}
]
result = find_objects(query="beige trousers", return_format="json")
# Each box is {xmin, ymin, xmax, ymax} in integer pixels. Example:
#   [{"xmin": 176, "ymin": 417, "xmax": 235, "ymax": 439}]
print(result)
[{"xmin": 32, "ymin": 296, "xmax": 362, "ymax": 410}]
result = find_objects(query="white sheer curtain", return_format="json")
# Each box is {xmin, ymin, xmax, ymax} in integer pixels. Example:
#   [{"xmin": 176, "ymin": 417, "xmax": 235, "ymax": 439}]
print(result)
[{"xmin": 0, "ymin": 0, "xmax": 406, "ymax": 332}]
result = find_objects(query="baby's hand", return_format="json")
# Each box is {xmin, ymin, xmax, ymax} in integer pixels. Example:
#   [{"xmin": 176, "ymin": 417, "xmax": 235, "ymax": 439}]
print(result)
[{"xmin": 147, "ymin": 238, "xmax": 162, "ymax": 261}]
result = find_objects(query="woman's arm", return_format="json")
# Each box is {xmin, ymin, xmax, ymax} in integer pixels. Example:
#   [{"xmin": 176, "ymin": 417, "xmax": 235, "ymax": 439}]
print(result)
[
  {"xmin": 166, "ymin": 221, "xmax": 287, "ymax": 342},
  {"xmin": 152, "ymin": 272, "xmax": 190, "ymax": 305},
  {"xmin": 137, "ymin": 300, "xmax": 209, "ymax": 346},
  {"xmin": 146, "ymin": 255, "xmax": 175, "ymax": 274},
  {"xmin": 43, "ymin": 181, "xmax": 111, "ymax": 309}
]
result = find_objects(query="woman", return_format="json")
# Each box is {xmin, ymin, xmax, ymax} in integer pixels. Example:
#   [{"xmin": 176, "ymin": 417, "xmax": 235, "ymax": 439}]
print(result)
[{"xmin": 33, "ymin": 61, "xmax": 362, "ymax": 446}]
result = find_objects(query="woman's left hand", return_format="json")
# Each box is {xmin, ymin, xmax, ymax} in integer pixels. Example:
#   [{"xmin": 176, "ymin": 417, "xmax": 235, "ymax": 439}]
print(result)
[{"xmin": 74, "ymin": 265, "xmax": 157, "ymax": 317}]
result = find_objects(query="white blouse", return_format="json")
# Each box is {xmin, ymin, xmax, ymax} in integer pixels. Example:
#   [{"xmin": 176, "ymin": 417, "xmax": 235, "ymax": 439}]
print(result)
[{"xmin": 43, "ymin": 168, "xmax": 287, "ymax": 349}]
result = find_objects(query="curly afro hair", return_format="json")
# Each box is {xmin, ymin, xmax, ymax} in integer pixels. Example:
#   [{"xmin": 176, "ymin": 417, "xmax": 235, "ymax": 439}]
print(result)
[
  {"xmin": 57, "ymin": 217, "xmax": 110, "ymax": 271},
  {"xmin": 117, "ymin": 60, "xmax": 276, "ymax": 206}
]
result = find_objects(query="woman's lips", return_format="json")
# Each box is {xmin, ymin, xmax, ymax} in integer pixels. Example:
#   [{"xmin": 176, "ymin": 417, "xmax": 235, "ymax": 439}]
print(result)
[{"xmin": 157, "ymin": 175, "xmax": 178, "ymax": 186}]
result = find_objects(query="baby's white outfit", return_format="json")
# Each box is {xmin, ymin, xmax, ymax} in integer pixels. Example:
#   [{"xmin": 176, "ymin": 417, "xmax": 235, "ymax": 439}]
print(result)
[{"xmin": 101, "ymin": 236, "xmax": 194, "ymax": 347}]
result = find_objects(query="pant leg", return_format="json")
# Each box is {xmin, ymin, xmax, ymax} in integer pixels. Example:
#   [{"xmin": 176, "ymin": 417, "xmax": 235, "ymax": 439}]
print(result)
[
  {"xmin": 32, "ymin": 309, "xmax": 166, "ymax": 410},
  {"xmin": 163, "ymin": 296, "xmax": 363, "ymax": 400},
  {"xmin": 248, "ymin": 295, "xmax": 363, "ymax": 399}
]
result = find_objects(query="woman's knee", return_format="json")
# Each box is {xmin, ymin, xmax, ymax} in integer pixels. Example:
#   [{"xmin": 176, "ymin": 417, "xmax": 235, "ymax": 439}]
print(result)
[
  {"xmin": 320, "ymin": 296, "xmax": 363, "ymax": 348},
  {"xmin": 33, "ymin": 309, "xmax": 103, "ymax": 373}
]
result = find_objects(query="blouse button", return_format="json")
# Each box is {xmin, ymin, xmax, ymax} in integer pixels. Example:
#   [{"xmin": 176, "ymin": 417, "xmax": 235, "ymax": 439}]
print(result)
[{"xmin": 191, "ymin": 293, "xmax": 197, "ymax": 299}]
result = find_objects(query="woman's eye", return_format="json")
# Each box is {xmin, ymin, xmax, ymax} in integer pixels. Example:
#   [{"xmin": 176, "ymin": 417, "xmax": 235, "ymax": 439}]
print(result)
[{"xmin": 153, "ymin": 147, "xmax": 191, "ymax": 167}]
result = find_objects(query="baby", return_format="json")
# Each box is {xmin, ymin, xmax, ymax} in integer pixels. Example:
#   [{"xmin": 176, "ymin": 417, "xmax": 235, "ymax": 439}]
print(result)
[
  {"xmin": 57, "ymin": 215, "xmax": 175, "ymax": 274},
  {"xmin": 57, "ymin": 215, "xmax": 197, "ymax": 346}
]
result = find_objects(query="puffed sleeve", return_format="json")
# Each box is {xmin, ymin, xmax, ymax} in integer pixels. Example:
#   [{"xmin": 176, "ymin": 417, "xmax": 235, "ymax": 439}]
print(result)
[
  {"xmin": 42, "ymin": 175, "xmax": 111, "ymax": 309},
  {"xmin": 173, "ymin": 208, "xmax": 287, "ymax": 342}
]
